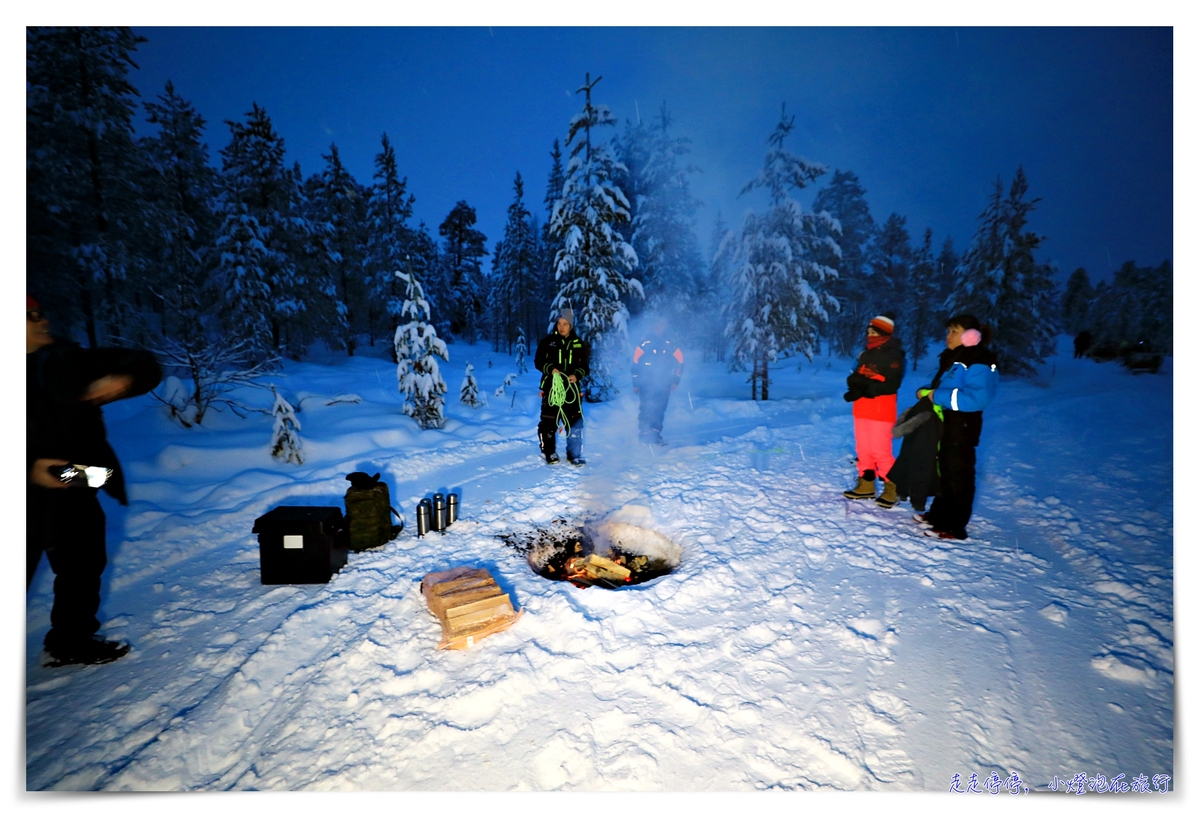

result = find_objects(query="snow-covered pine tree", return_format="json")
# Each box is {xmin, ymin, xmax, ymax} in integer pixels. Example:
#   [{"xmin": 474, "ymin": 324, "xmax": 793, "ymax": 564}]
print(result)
[
  {"xmin": 721, "ymin": 105, "xmax": 839, "ymax": 400},
  {"xmin": 949, "ymin": 167, "xmax": 1059, "ymax": 375},
  {"xmin": 213, "ymin": 202, "xmax": 276, "ymax": 360},
  {"xmin": 439, "ymin": 201, "xmax": 489, "ymax": 344},
  {"xmin": 269, "ymin": 387, "xmax": 304, "ymax": 464},
  {"xmin": 514, "ymin": 329, "xmax": 528, "ymax": 374},
  {"xmin": 138, "ymin": 80, "xmax": 220, "ymax": 348},
  {"xmin": 538, "ymin": 140, "xmax": 567, "ymax": 325},
  {"xmin": 26, "ymin": 26, "xmax": 146, "ymax": 347},
  {"xmin": 363, "ymin": 133, "xmax": 417, "ymax": 348},
  {"xmin": 1086, "ymin": 260, "xmax": 1172, "ymax": 354},
  {"xmin": 868, "ymin": 212, "xmax": 913, "ymax": 341},
  {"xmin": 549, "ymin": 73, "xmax": 643, "ymax": 402},
  {"xmin": 812, "ymin": 169, "xmax": 877, "ymax": 356},
  {"xmin": 488, "ymin": 173, "xmax": 541, "ymax": 354},
  {"xmin": 216, "ymin": 103, "xmax": 308, "ymax": 363},
  {"xmin": 394, "ymin": 265, "xmax": 449, "ymax": 429},
  {"xmin": 460, "ymin": 362, "xmax": 485, "ymax": 408}
]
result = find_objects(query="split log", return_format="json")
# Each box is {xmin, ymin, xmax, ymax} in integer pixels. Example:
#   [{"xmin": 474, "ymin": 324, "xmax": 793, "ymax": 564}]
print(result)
[{"xmin": 421, "ymin": 566, "xmax": 521, "ymax": 650}]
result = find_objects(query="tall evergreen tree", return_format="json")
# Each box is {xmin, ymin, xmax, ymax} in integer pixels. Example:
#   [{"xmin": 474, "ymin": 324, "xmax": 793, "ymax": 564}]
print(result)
[
  {"xmin": 868, "ymin": 213, "xmax": 913, "ymax": 342},
  {"xmin": 1086, "ymin": 260, "xmax": 1172, "ymax": 354},
  {"xmin": 489, "ymin": 173, "xmax": 540, "ymax": 353},
  {"xmin": 138, "ymin": 80, "xmax": 220, "ymax": 347},
  {"xmin": 215, "ymin": 103, "xmax": 308, "ymax": 362},
  {"xmin": 549, "ymin": 73, "xmax": 643, "ymax": 402},
  {"xmin": 1061, "ymin": 267, "xmax": 1094, "ymax": 335},
  {"xmin": 27, "ymin": 26, "xmax": 146, "ymax": 346},
  {"xmin": 538, "ymin": 139, "xmax": 567, "ymax": 326},
  {"xmin": 906, "ymin": 228, "xmax": 943, "ymax": 370},
  {"xmin": 720, "ymin": 105, "xmax": 839, "ymax": 400},
  {"xmin": 363, "ymin": 133, "xmax": 417, "ymax": 347},
  {"xmin": 617, "ymin": 102, "xmax": 705, "ymax": 324},
  {"xmin": 950, "ymin": 167, "xmax": 1060, "ymax": 375},
  {"xmin": 304, "ymin": 144, "xmax": 367, "ymax": 355},
  {"xmin": 812, "ymin": 169, "xmax": 877, "ymax": 356},
  {"xmin": 439, "ymin": 200, "xmax": 489, "ymax": 343}
]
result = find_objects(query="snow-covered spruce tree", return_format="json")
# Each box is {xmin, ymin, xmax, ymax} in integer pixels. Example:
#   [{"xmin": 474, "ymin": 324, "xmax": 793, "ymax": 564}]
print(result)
[
  {"xmin": 1061, "ymin": 267, "xmax": 1094, "ymax": 335},
  {"xmin": 721, "ymin": 105, "xmax": 839, "ymax": 400},
  {"xmin": 439, "ymin": 200, "xmax": 489, "ymax": 343},
  {"xmin": 514, "ymin": 329, "xmax": 528, "ymax": 374},
  {"xmin": 138, "ymin": 81, "xmax": 220, "ymax": 348},
  {"xmin": 302, "ymin": 144, "xmax": 366, "ymax": 356},
  {"xmin": 549, "ymin": 73, "xmax": 643, "ymax": 402},
  {"xmin": 1086, "ymin": 260, "xmax": 1172, "ymax": 354},
  {"xmin": 363, "ymin": 133, "xmax": 417, "ymax": 348},
  {"xmin": 538, "ymin": 140, "xmax": 567, "ymax": 327},
  {"xmin": 812, "ymin": 169, "xmax": 877, "ymax": 357},
  {"xmin": 948, "ymin": 167, "xmax": 1059, "ymax": 375},
  {"xmin": 488, "ymin": 173, "xmax": 541, "ymax": 353},
  {"xmin": 460, "ymin": 362, "xmax": 485, "ymax": 408},
  {"xmin": 26, "ymin": 26, "xmax": 146, "ymax": 347},
  {"xmin": 269, "ymin": 387, "xmax": 304, "ymax": 464},
  {"xmin": 216, "ymin": 103, "xmax": 308, "ymax": 363},
  {"xmin": 616, "ymin": 102, "xmax": 705, "ymax": 325},
  {"xmin": 906, "ymin": 228, "xmax": 943, "ymax": 371},
  {"xmin": 394, "ymin": 266, "xmax": 449, "ymax": 429}
]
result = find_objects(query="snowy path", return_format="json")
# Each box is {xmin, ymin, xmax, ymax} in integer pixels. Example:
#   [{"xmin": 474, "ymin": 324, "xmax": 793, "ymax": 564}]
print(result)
[{"xmin": 25, "ymin": 346, "xmax": 1173, "ymax": 791}]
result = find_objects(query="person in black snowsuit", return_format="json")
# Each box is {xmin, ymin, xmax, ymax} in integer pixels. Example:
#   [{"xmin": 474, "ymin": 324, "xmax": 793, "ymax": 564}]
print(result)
[
  {"xmin": 631, "ymin": 317, "xmax": 684, "ymax": 446},
  {"xmin": 914, "ymin": 314, "xmax": 999, "ymax": 541},
  {"xmin": 534, "ymin": 307, "xmax": 589, "ymax": 465},
  {"xmin": 888, "ymin": 392, "xmax": 942, "ymax": 513},
  {"xmin": 27, "ymin": 296, "xmax": 162, "ymax": 666},
  {"xmin": 1073, "ymin": 330, "xmax": 1093, "ymax": 359}
]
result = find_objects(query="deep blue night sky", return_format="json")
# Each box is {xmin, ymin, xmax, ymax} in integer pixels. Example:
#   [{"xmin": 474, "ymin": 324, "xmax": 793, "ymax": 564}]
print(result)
[{"xmin": 127, "ymin": 26, "xmax": 1172, "ymax": 283}]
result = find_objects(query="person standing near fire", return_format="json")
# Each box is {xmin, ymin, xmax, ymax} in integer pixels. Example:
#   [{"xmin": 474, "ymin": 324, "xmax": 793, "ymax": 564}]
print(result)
[
  {"xmin": 842, "ymin": 314, "xmax": 906, "ymax": 508},
  {"xmin": 535, "ymin": 307, "xmax": 589, "ymax": 465},
  {"xmin": 27, "ymin": 295, "xmax": 162, "ymax": 666},
  {"xmin": 631, "ymin": 317, "xmax": 684, "ymax": 446}
]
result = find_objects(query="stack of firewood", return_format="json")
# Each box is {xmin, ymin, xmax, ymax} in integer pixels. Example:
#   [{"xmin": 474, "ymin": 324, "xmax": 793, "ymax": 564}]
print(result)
[{"xmin": 421, "ymin": 566, "xmax": 521, "ymax": 649}]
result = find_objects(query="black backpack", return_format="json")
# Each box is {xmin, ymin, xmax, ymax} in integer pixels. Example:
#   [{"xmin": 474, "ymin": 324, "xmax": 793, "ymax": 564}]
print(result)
[{"xmin": 343, "ymin": 472, "xmax": 402, "ymax": 552}]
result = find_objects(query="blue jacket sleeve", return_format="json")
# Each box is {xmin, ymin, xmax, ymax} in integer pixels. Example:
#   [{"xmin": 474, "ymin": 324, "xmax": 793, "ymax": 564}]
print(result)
[{"xmin": 932, "ymin": 362, "xmax": 998, "ymax": 412}]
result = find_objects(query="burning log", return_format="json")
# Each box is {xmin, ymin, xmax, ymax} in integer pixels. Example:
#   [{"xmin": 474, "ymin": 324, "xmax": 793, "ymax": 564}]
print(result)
[
  {"xmin": 565, "ymin": 553, "xmax": 632, "ymax": 587},
  {"xmin": 420, "ymin": 566, "xmax": 521, "ymax": 649}
]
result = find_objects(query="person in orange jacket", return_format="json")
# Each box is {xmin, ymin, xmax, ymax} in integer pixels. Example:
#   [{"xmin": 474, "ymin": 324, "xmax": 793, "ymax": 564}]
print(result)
[
  {"xmin": 631, "ymin": 317, "xmax": 684, "ymax": 446},
  {"xmin": 842, "ymin": 315, "xmax": 906, "ymax": 507}
]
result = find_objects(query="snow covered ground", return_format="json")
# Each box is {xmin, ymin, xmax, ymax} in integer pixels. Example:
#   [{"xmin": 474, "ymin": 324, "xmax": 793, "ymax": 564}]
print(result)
[{"xmin": 22, "ymin": 333, "xmax": 1176, "ymax": 799}]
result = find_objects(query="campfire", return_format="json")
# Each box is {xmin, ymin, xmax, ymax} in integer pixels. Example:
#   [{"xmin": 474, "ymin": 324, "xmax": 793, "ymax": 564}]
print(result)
[{"xmin": 499, "ymin": 518, "xmax": 681, "ymax": 589}]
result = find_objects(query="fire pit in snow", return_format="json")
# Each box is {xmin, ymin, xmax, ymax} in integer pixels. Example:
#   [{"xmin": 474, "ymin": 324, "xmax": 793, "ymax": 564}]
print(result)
[{"xmin": 499, "ymin": 518, "xmax": 682, "ymax": 589}]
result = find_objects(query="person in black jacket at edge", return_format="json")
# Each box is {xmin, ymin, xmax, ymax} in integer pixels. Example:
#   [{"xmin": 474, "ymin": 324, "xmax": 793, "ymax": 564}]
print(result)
[
  {"xmin": 27, "ymin": 296, "xmax": 162, "ymax": 666},
  {"xmin": 534, "ymin": 307, "xmax": 589, "ymax": 465}
]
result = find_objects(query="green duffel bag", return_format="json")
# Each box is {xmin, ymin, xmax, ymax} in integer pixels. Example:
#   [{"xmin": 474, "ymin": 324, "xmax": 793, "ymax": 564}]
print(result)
[{"xmin": 343, "ymin": 472, "xmax": 402, "ymax": 552}]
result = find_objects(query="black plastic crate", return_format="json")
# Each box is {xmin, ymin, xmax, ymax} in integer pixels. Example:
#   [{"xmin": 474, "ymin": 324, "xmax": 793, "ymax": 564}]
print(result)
[{"xmin": 253, "ymin": 506, "xmax": 348, "ymax": 584}]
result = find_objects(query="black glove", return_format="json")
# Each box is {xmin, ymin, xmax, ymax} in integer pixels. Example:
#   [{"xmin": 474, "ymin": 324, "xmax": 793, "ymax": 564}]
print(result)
[{"xmin": 843, "ymin": 386, "xmax": 863, "ymax": 402}]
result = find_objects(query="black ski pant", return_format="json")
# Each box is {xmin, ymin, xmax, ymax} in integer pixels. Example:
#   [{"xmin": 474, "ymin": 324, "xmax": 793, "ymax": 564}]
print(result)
[
  {"xmin": 925, "ymin": 410, "xmax": 983, "ymax": 538},
  {"xmin": 538, "ymin": 399, "xmax": 583, "ymax": 456},
  {"xmin": 637, "ymin": 386, "xmax": 672, "ymax": 441},
  {"xmin": 27, "ymin": 486, "xmax": 107, "ymax": 650}
]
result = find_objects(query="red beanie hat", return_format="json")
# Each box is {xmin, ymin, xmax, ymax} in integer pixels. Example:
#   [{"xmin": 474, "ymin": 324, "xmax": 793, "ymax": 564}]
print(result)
[
  {"xmin": 27, "ymin": 295, "xmax": 40, "ymax": 311},
  {"xmin": 869, "ymin": 315, "xmax": 894, "ymax": 335}
]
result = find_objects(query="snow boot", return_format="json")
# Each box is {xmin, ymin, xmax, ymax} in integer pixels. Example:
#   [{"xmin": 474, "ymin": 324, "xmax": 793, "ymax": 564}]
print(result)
[
  {"xmin": 545, "ymin": 452, "xmax": 560, "ymax": 465},
  {"xmin": 843, "ymin": 470, "xmax": 876, "ymax": 500},
  {"xmin": 924, "ymin": 527, "xmax": 967, "ymax": 541},
  {"xmin": 912, "ymin": 513, "xmax": 933, "ymax": 529},
  {"xmin": 45, "ymin": 636, "xmax": 130, "ymax": 667},
  {"xmin": 567, "ymin": 455, "xmax": 586, "ymax": 466},
  {"xmin": 875, "ymin": 480, "xmax": 899, "ymax": 509}
]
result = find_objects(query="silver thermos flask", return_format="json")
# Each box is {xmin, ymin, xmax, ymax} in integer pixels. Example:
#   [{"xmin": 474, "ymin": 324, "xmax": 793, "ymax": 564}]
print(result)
[
  {"xmin": 447, "ymin": 492, "xmax": 459, "ymax": 525},
  {"xmin": 416, "ymin": 499, "xmax": 431, "ymax": 537},
  {"xmin": 432, "ymin": 493, "xmax": 446, "ymax": 532}
]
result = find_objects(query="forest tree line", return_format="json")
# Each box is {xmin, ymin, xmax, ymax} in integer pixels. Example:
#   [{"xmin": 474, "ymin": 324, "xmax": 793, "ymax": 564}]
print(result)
[{"xmin": 27, "ymin": 27, "xmax": 1171, "ymax": 408}]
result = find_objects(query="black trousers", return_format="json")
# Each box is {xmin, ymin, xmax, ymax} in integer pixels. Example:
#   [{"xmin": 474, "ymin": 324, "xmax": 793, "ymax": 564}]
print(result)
[
  {"xmin": 637, "ymin": 387, "xmax": 672, "ymax": 439},
  {"xmin": 925, "ymin": 411, "xmax": 983, "ymax": 538},
  {"xmin": 538, "ymin": 399, "xmax": 583, "ymax": 455},
  {"xmin": 27, "ymin": 487, "xmax": 107, "ymax": 649}
]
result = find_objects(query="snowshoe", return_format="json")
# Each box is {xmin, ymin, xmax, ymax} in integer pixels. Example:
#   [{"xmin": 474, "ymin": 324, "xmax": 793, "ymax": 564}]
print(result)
[{"xmin": 45, "ymin": 636, "xmax": 130, "ymax": 667}]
